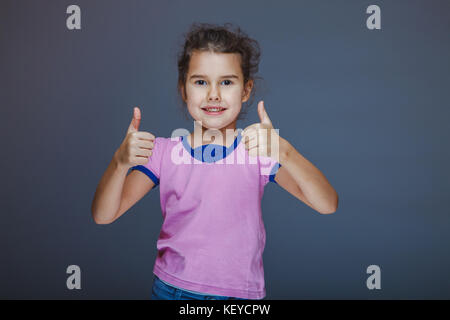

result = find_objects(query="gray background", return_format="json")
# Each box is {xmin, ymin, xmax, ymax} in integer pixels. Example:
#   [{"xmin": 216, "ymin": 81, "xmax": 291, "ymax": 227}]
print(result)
[{"xmin": 1, "ymin": 0, "xmax": 449, "ymax": 299}]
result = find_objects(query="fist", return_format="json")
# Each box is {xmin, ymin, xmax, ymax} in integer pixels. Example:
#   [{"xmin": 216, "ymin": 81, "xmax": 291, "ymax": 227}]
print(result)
[
  {"xmin": 115, "ymin": 107, "xmax": 156, "ymax": 168},
  {"xmin": 242, "ymin": 101, "xmax": 280, "ymax": 159}
]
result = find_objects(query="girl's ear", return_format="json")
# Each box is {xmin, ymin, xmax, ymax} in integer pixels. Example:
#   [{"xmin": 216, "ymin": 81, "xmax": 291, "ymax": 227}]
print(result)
[{"xmin": 242, "ymin": 79, "xmax": 254, "ymax": 102}]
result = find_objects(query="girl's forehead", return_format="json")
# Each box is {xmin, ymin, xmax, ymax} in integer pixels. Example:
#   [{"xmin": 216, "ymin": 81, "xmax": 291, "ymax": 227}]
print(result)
[{"xmin": 188, "ymin": 51, "xmax": 242, "ymax": 75}]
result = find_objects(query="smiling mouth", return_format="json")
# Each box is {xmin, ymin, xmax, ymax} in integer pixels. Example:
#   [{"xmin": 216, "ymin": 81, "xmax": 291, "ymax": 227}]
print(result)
[{"xmin": 201, "ymin": 107, "xmax": 227, "ymax": 114}]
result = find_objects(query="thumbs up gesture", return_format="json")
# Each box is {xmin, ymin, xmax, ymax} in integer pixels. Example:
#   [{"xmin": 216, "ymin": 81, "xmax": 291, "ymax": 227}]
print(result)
[
  {"xmin": 115, "ymin": 107, "xmax": 156, "ymax": 168},
  {"xmin": 242, "ymin": 101, "xmax": 280, "ymax": 159}
]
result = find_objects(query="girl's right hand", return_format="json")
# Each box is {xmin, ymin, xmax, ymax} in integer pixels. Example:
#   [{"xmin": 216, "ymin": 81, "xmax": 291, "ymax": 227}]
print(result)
[{"xmin": 115, "ymin": 107, "xmax": 156, "ymax": 168}]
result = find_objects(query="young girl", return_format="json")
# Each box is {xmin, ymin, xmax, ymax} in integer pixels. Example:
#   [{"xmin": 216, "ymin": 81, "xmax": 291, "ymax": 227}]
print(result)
[{"xmin": 91, "ymin": 23, "xmax": 338, "ymax": 300}]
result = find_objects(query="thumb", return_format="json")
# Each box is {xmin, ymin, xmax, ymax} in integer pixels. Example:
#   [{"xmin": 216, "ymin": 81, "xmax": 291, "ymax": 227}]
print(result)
[
  {"xmin": 257, "ymin": 101, "xmax": 273, "ymax": 127},
  {"xmin": 127, "ymin": 107, "xmax": 141, "ymax": 133}
]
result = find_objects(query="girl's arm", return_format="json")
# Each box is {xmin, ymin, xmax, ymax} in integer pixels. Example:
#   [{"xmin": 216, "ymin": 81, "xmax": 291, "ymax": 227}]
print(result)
[
  {"xmin": 91, "ymin": 151, "xmax": 155, "ymax": 224},
  {"xmin": 242, "ymin": 101, "xmax": 338, "ymax": 214},
  {"xmin": 275, "ymin": 138, "xmax": 338, "ymax": 214},
  {"xmin": 91, "ymin": 107, "xmax": 156, "ymax": 224}
]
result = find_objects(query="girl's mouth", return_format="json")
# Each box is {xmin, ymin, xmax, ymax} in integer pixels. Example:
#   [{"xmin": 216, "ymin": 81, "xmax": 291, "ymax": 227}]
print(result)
[{"xmin": 201, "ymin": 107, "xmax": 227, "ymax": 115}]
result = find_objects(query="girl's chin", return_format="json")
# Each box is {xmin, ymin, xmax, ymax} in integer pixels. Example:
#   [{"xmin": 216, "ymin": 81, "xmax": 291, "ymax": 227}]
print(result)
[{"xmin": 199, "ymin": 120, "xmax": 234, "ymax": 131}]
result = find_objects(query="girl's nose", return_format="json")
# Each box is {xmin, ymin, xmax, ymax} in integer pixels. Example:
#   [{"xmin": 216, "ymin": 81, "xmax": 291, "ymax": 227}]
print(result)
[{"xmin": 208, "ymin": 85, "xmax": 221, "ymax": 101}]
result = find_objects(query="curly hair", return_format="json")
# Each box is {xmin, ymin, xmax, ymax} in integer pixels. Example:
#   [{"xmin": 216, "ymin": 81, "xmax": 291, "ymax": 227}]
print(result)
[{"xmin": 176, "ymin": 22, "xmax": 263, "ymax": 121}]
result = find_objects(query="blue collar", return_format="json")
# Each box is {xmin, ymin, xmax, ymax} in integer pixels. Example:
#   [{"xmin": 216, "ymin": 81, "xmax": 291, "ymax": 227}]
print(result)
[{"xmin": 181, "ymin": 131, "xmax": 242, "ymax": 163}]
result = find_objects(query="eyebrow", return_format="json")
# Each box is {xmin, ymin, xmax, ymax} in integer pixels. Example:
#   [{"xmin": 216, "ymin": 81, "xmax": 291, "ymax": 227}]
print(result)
[{"xmin": 189, "ymin": 74, "xmax": 240, "ymax": 80}]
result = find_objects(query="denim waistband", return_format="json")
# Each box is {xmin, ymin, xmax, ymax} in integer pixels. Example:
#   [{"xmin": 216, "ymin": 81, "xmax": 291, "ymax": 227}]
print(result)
[{"xmin": 156, "ymin": 276, "xmax": 224, "ymax": 297}]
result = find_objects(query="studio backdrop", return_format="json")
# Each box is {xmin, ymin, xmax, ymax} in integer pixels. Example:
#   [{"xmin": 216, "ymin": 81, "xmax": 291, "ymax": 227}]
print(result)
[{"xmin": 1, "ymin": 0, "xmax": 449, "ymax": 299}]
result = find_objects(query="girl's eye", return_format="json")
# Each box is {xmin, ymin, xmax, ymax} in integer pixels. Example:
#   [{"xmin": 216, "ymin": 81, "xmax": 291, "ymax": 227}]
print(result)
[
  {"xmin": 194, "ymin": 80, "xmax": 233, "ymax": 85},
  {"xmin": 195, "ymin": 80, "xmax": 207, "ymax": 85}
]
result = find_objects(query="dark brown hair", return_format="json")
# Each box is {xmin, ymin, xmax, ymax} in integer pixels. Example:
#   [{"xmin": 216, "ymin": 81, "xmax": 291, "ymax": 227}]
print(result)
[{"xmin": 176, "ymin": 22, "xmax": 262, "ymax": 121}]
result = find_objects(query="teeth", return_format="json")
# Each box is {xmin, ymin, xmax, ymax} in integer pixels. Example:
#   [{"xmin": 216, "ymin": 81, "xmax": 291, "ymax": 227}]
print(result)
[{"xmin": 205, "ymin": 108, "xmax": 222, "ymax": 112}]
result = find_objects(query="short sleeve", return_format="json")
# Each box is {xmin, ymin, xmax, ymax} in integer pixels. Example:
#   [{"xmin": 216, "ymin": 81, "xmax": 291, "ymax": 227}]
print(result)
[
  {"xmin": 130, "ymin": 137, "xmax": 165, "ymax": 189},
  {"xmin": 259, "ymin": 155, "xmax": 282, "ymax": 186}
]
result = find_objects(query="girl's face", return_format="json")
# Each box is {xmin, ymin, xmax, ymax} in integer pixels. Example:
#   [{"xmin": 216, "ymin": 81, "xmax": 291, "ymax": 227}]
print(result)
[{"xmin": 181, "ymin": 50, "xmax": 253, "ymax": 133}]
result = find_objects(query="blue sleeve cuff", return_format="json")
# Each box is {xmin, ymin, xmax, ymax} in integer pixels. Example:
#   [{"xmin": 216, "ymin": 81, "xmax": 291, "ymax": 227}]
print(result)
[
  {"xmin": 131, "ymin": 165, "xmax": 160, "ymax": 189},
  {"xmin": 269, "ymin": 163, "xmax": 282, "ymax": 184}
]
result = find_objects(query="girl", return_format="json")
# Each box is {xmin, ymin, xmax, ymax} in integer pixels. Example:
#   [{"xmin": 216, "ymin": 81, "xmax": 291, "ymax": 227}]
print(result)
[{"xmin": 91, "ymin": 23, "xmax": 338, "ymax": 300}]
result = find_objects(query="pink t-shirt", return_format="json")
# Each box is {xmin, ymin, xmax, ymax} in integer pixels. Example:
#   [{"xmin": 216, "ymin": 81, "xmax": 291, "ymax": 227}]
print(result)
[{"xmin": 131, "ymin": 130, "xmax": 281, "ymax": 299}]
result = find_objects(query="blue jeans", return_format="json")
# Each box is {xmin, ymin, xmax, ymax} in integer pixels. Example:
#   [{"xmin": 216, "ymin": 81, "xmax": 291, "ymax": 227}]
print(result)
[{"xmin": 151, "ymin": 275, "xmax": 247, "ymax": 300}]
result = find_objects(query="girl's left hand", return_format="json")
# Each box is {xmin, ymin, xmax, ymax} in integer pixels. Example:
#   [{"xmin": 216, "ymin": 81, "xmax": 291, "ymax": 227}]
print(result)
[{"xmin": 242, "ymin": 100, "xmax": 280, "ymax": 160}]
